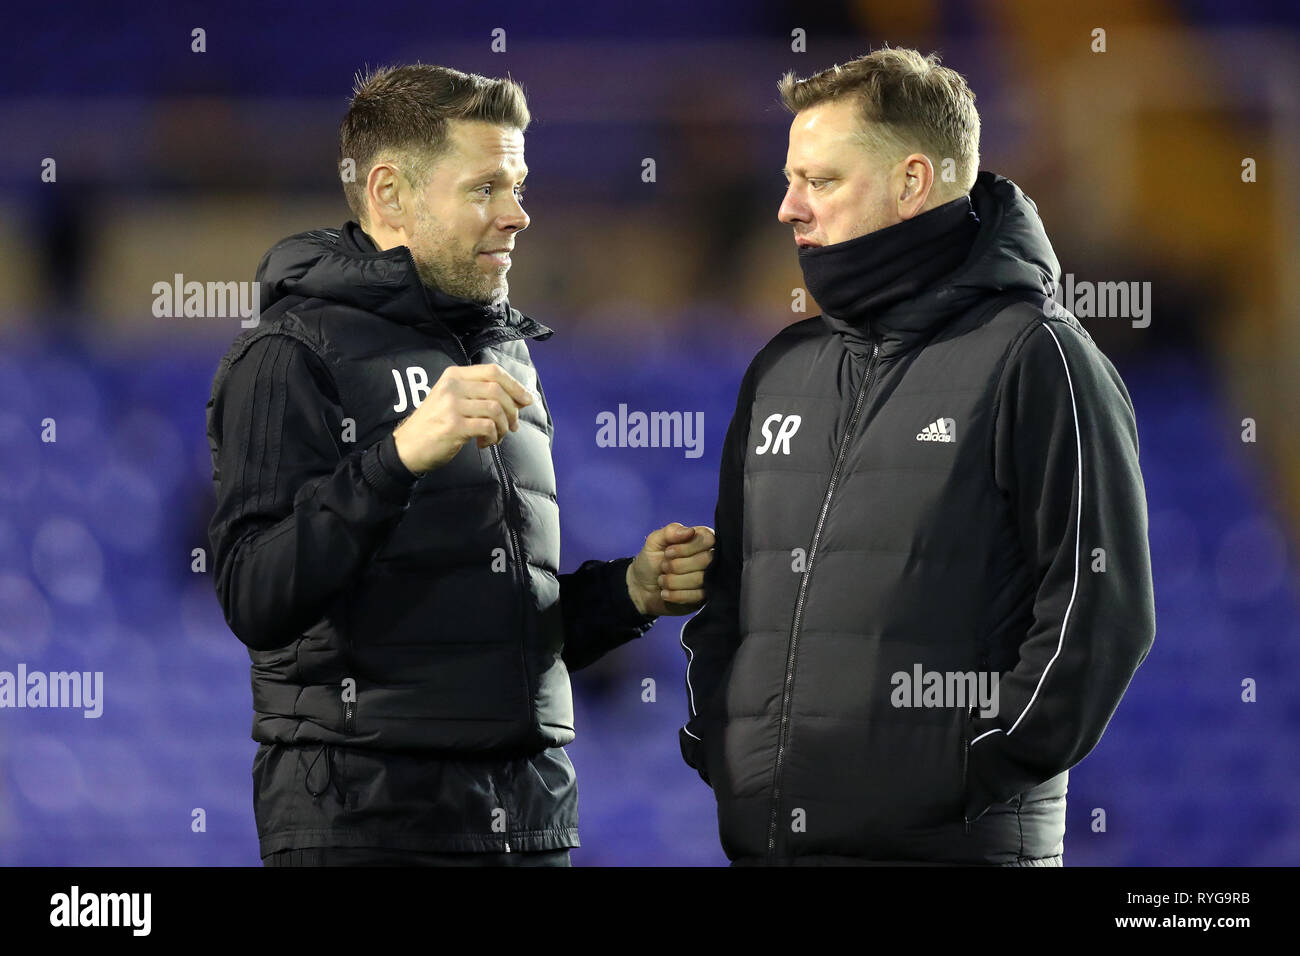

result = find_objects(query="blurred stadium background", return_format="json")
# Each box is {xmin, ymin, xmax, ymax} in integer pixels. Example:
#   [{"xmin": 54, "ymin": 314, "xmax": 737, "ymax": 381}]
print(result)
[{"xmin": 0, "ymin": 0, "xmax": 1297, "ymax": 865}]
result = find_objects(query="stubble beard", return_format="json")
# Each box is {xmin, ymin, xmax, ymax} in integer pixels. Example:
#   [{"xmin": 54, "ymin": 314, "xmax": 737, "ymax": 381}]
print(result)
[{"xmin": 409, "ymin": 201, "xmax": 509, "ymax": 307}]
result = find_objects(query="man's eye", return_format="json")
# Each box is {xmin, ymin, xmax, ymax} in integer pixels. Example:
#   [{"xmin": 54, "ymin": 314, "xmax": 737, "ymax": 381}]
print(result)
[
  {"xmin": 514, "ymin": 185, "xmax": 526, "ymax": 201},
  {"xmin": 808, "ymin": 179, "xmax": 828, "ymax": 190}
]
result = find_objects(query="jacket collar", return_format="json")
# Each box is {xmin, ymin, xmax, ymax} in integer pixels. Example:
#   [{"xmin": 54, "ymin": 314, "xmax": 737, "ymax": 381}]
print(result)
[
  {"xmin": 798, "ymin": 173, "xmax": 1062, "ymax": 362},
  {"xmin": 799, "ymin": 194, "xmax": 979, "ymax": 361},
  {"xmin": 256, "ymin": 221, "xmax": 553, "ymax": 352}
]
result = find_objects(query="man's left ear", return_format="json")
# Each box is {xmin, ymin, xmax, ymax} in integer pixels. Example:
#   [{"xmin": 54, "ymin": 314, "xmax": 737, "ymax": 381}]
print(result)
[{"xmin": 898, "ymin": 154, "xmax": 934, "ymax": 220}]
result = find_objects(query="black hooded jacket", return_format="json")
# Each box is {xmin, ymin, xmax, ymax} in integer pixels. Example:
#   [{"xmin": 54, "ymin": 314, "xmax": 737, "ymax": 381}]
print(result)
[
  {"xmin": 206, "ymin": 221, "xmax": 657, "ymax": 856},
  {"xmin": 679, "ymin": 173, "xmax": 1156, "ymax": 865}
]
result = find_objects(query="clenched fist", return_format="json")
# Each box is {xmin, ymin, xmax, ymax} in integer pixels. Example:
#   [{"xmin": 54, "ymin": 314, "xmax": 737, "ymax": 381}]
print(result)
[
  {"xmin": 392, "ymin": 363, "xmax": 535, "ymax": 475},
  {"xmin": 626, "ymin": 522, "xmax": 716, "ymax": 617}
]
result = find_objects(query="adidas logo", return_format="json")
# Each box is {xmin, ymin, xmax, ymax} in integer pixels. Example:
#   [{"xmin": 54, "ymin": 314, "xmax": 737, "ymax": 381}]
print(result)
[{"xmin": 916, "ymin": 417, "xmax": 956, "ymax": 443}]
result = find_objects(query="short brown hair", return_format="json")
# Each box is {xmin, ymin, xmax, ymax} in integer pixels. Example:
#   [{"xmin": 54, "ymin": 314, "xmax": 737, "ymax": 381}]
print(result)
[
  {"xmin": 778, "ymin": 47, "xmax": 980, "ymax": 196},
  {"xmin": 339, "ymin": 63, "xmax": 531, "ymax": 224}
]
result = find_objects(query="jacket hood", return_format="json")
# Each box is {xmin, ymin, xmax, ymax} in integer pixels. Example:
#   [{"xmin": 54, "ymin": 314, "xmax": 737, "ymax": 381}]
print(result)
[
  {"xmin": 253, "ymin": 222, "xmax": 553, "ymax": 344},
  {"xmin": 815, "ymin": 172, "xmax": 1061, "ymax": 357},
  {"xmin": 943, "ymin": 171, "xmax": 1061, "ymax": 304}
]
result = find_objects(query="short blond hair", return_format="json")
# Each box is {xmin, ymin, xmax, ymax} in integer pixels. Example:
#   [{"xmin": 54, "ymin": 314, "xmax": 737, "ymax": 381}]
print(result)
[
  {"xmin": 778, "ymin": 47, "xmax": 980, "ymax": 195},
  {"xmin": 339, "ymin": 63, "xmax": 531, "ymax": 225}
]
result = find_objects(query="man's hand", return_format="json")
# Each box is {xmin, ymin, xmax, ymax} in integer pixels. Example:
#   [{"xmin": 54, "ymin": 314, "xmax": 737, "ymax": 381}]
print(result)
[
  {"xmin": 392, "ymin": 363, "xmax": 535, "ymax": 475},
  {"xmin": 626, "ymin": 522, "xmax": 715, "ymax": 617}
]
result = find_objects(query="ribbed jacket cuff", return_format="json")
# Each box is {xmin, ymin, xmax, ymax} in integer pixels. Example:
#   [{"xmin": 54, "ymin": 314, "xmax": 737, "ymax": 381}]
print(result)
[
  {"xmin": 607, "ymin": 556, "xmax": 659, "ymax": 633},
  {"xmin": 362, "ymin": 433, "xmax": 420, "ymax": 504}
]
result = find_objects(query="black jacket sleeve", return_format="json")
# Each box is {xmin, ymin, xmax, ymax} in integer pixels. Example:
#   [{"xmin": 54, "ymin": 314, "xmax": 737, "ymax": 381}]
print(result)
[
  {"xmin": 206, "ymin": 331, "xmax": 420, "ymax": 652},
  {"xmin": 677, "ymin": 362, "xmax": 755, "ymax": 787},
  {"xmin": 558, "ymin": 557, "xmax": 658, "ymax": 671},
  {"xmin": 964, "ymin": 317, "xmax": 1156, "ymax": 821}
]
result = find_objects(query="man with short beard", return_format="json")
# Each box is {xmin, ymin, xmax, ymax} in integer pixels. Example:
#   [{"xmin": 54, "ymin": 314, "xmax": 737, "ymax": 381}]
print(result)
[
  {"xmin": 207, "ymin": 64, "xmax": 714, "ymax": 866},
  {"xmin": 679, "ymin": 48, "xmax": 1155, "ymax": 865}
]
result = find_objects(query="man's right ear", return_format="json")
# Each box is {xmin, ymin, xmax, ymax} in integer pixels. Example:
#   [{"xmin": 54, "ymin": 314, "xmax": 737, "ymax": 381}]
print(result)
[{"xmin": 368, "ymin": 163, "xmax": 406, "ymax": 223}]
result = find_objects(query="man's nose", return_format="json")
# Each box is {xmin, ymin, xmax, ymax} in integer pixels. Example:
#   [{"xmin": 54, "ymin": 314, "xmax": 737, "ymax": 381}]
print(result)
[
  {"xmin": 778, "ymin": 186, "xmax": 808, "ymax": 225},
  {"xmin": 501, "ymin": 200, "xmax": 529, "ymax": 232}
]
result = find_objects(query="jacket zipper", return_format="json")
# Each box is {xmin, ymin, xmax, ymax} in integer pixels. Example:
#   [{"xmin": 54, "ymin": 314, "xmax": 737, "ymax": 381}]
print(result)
[
  {"xmin": 492, "ymin": 445, "xmax": 534, "ymax": 714},
  {"xmin": 447, "ymin": 333, "xmax": 534, "ymax": 722},
  {"xmin": 766, "ymin": 339, "xmax": 879, "ymax": 861},
  {"xmin": 963, "ymin": 648, "xmax": 989, "ymax": 835},
  {"xmin": 490, "ymin": 445, "xmax": 527, "ymax": 596},
  {"xmin": 963, "ymin": 702, "xmax": 973, "ymax": 835}
]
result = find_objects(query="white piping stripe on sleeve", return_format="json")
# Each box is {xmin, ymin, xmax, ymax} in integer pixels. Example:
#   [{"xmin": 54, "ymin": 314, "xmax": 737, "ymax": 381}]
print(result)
[
  {"xmin": 679, "ymin": 606, "xmax": 706, "ymax": 735},
  {"xmin": 1005, "ymin": 322, "xmax": 1083, "ymax": 737}
]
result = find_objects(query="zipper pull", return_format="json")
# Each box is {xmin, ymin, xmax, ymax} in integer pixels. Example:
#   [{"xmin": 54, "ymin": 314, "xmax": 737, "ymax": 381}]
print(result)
[{"xmin": 504, "ymin": 840, "xmax": 511, "ymax": 853}]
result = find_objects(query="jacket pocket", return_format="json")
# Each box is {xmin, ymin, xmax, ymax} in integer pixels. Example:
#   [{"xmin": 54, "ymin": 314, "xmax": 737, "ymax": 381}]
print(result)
[{"xmin": 680, "ymin": 720, "xmax": 713, "ymax": 787}]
